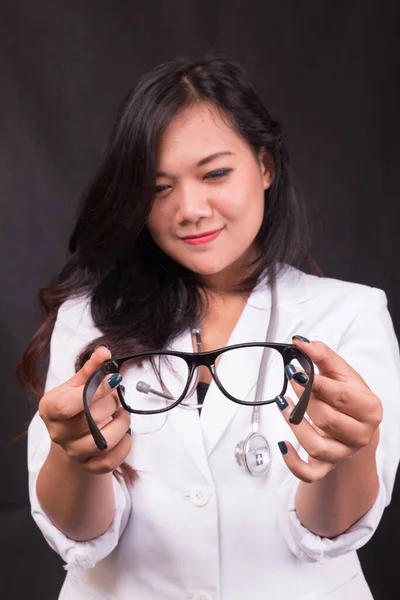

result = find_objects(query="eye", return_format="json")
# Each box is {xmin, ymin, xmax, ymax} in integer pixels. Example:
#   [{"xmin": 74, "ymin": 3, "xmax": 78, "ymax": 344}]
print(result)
[
  {"xmin": 204, "ymin": 168, "xmax": 232, "ymax": 180},
  {"xmin": 154, "ymin": 184, "xmax": 170, "ymax": 195}
]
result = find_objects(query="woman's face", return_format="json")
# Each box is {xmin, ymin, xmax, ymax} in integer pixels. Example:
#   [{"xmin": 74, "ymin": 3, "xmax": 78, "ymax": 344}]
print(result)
[{"xmin": 147, "ymin": 102, "xmax": 273, "ymax": 288}]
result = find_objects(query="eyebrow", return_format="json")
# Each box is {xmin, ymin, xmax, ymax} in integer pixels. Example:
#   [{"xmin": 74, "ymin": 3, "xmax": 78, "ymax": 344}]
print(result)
[{"xmin": 156, "ymin": 151, "xmax": 234, "ymax": 177}]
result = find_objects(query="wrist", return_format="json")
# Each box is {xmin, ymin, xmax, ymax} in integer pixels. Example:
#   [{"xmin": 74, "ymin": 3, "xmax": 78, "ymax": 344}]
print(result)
[
  {"xmin": 38, "ymin": 442, "xmax": 115, "ymax": 541},
  {"xmin": 295, "ymin": 429, "xmax": 380, "ymax": 538}
]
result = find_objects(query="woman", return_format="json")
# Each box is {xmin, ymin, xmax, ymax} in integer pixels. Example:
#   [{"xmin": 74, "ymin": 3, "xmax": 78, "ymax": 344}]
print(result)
[{"xmin": 22, "ymin": 54, "xmax": 400, "ymax": 600}]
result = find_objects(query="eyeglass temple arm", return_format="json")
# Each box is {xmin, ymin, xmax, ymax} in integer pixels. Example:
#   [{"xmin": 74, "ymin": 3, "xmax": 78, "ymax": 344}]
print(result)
[
  {"xmin": 286, "ymin": 350, "xmax": 313, "ymax": 425},
  {"xmin": 83, "ymin": 361, "xmax": 120, "ymax": 451},
  {"xmin": 289, "ymin": 389, "xmax": 310, "ymax": 425},
  {"xmin": 83, "ymin": 386, "xmax": 108, "ymax": 451}
]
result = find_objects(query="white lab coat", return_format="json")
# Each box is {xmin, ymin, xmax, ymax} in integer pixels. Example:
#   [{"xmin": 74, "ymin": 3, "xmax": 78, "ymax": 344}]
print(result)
[{"xmin": 28, "ymin": 265, "xmax": 400, "ymax": 600}]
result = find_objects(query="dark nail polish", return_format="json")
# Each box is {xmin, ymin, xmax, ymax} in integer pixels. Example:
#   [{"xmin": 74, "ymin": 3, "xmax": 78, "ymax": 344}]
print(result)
[
  {"xmin": 275, "ymin": 394, "xmax": 289, "ymax": 410},
  {"xmin": 292, "ymin": 335, "xmax": 310, "ymax": 343},
  {"xmin": 278, "ymin": 441, "xmax": 288, "ymax": 455},
  {"xmin": 126, "ymin": 428, "xmax": 132, "ymax": 436},
  {"xmin": 292, "ymin": 372, "xmax": 309, "ymax": 384},
  {"xmin": 108, "ymin": 373, "xmax": 123, "ymax": 389},
  {"xmin": 284, "ymin": 364, "xmax": 296, "ymax": 379}
]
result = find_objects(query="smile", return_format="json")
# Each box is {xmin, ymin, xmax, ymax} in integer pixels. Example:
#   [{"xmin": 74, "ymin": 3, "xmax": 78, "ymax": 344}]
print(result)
[{"xmin": 182, "ymin": 229, "xmax": 222, "ymax": 245}]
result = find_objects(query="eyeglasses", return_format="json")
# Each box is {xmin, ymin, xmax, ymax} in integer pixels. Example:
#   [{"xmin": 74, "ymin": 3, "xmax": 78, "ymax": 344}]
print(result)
[{"xmin": 83, "ymin": 342, "xmax": 314, "ymax": 450}]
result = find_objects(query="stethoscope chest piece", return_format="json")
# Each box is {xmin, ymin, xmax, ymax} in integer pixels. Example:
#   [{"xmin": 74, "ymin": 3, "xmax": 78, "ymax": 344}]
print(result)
[{"xmin": 235, "ymin": 432, "xmax": 271, "ymax": 476}]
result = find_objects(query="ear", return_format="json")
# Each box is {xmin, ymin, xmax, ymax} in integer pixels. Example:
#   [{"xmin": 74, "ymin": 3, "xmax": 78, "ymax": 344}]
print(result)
[{"xmin": 258, "ymin": 148, "xmax": 275, "ymax": 190}]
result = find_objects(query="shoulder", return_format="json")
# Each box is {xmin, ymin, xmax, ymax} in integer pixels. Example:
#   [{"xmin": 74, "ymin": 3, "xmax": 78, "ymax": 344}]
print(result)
[
  {"xmin": 277, "ymin": 264, "xmax": 387, "ymax": 310},
  {"xmin": 273, "ymin": 267, "xmax": 394, "ymax": 355},
  {"xmin": 56, "ymin": 294, "xmax": 96, "ymax": 333},
  {"xmin": 51, "ymin": 294, "xmax": 101, "ymax": 352},
  {"xmin": 45, "ymin": 295, "xmax": 100, "ymax": 390}
]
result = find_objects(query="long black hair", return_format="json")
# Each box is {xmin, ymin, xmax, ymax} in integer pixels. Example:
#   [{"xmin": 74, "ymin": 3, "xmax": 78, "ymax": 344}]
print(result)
[{"xmin": 19, "ymin": 52, "xmax": 318, "ymax": 400}]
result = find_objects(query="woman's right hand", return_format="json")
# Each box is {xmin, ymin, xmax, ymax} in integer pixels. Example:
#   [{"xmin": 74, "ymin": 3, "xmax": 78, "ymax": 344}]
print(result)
[{"xmin": 38, "ymin": 346, "xmax": 132, "ymax": 475}]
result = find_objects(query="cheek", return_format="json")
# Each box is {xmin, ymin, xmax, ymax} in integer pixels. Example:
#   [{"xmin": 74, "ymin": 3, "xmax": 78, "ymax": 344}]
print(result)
[
  {"xmin": 224, "ymin": 170, "xmax": 265, "ymax": 213},
  {"xmin": 219, "ymin": 184, "xmax": 264, "ymax": 224}
]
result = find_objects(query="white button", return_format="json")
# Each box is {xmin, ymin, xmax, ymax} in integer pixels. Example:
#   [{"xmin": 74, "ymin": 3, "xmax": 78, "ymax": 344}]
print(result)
[{"xmin": 189, "ymin": 485, "xmax": 210, "ymax": 507}]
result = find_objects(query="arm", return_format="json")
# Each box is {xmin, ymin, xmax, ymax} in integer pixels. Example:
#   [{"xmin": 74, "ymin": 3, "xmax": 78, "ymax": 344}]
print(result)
[
  {"xmin": 36, "ymin": 343, "xmax": 131, "ymax": 541},
  {"xmin": 36, "ymin": 441, "xmax": 115, "ymax": 542},
  {"xmin": 278, "ymin": 329, "xmax": 384, "ymax": 538},
  {"xmin": 28, "ymin": 297, "xmax": 132, "ymax": 568},
  {"xmin": 277, "ymin": 287, "xmax": 400, "ymax": 560}
]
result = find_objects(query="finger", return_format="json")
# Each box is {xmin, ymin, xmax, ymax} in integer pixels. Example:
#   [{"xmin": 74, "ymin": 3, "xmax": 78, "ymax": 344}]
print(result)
[
  {"xmin": 43, "ymin": 368, "xmax": 122, "ymax": 423},
  {"xmin": 83, "ymin": 428, "xmax": 133, "ymax": 475},
  {"xmin": 40, "ymin": 345, "xmax": 113, "ymax": 422},
  {"xmin": 64, "ymin": 406, "xmax": 131, "ymax": 462},
  {"xmin": 88, "ymin": 372, "xmax": 123, "ymax": 408},
  {"xmin": 275, "ymin": 394, "xmax": 352, "ymax": 463},
  {"xmin": 277, "ymin": 440, "xmax": 335, "ymax": 483},
  {"xmin": 288, "ymin": 369, "xmax": 381, "ymax": 424},
  {"xmin": 292, "ymin": 336, "xmax": 368, "ymax": 387},
  {"xmin": 48, "ymin": 391, "xmax": 122, "ymax": 445},
  {"xmin": 69, "ymin": 345, "xmax": 113, "ymax": 388},
  {"xmin": 301, "ymin": 394, "xmax": 375, "ymax": 448}
]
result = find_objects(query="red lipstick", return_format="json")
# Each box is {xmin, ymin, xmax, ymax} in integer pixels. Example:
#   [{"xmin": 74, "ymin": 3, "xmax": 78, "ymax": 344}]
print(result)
[{"xmin": 182, "ymin": 229, "xmax": 222, "ymax": 245}]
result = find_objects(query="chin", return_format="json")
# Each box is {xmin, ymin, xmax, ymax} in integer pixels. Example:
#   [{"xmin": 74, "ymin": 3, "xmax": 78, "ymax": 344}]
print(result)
[
  {"xmin": 174, "ymin": 257, "xmax": 225, "ymax": 276},
  {"xmin": 186, "ymin": 257, "xmax": 240, "ymax": 279},
  {"xmin": 188, "ymin": 264, "xmax": 226, "ymax": 276}
]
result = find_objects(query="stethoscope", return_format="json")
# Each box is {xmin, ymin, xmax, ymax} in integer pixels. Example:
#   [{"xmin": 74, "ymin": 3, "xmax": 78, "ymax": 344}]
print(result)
[{"xmin": 175, "ymin": 273, "xmax": 278, "ymax": 477}]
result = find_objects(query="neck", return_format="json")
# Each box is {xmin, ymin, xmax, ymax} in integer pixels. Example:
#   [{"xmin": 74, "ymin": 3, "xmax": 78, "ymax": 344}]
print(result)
[
  {"xmin": 198, "ymin": 247, "xmax": 259, "ymax": 296},
  {"xmin": 194, "ymin": 290, "xmax": 250, "ymax": 355}
]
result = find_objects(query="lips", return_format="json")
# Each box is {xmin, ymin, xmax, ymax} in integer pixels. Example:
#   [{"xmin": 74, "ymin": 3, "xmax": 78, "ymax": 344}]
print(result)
[{"xmin": 182, "ymin": 228, "xmax": 222, "ymax": 245}]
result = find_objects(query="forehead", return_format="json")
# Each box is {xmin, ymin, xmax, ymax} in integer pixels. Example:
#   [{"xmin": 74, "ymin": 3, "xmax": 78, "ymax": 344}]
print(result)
[{"xmin": 156, "ymin": 103, "xmax": 248, "ymax": 168}]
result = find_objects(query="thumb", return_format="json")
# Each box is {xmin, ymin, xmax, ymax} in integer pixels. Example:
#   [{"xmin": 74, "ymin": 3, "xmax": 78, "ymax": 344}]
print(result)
[{"xmin": 68, "ymin": 345, "xmax": 112, "ymax": 388}]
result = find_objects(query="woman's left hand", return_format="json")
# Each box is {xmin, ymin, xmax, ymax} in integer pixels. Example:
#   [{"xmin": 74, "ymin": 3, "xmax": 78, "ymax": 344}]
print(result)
[{"xmin": 276, "ymin": 337, "xmax": 383, "ymax": 483}]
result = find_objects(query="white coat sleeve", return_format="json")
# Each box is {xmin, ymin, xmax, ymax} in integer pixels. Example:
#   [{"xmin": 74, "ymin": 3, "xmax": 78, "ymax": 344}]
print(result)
[
  {"xmin": 27, "ymin": 297, "xmax": 132, "ymax": 570},
  {"xmin": 278, "ymin": 286, "xmax": 400, "ymax": 563}
]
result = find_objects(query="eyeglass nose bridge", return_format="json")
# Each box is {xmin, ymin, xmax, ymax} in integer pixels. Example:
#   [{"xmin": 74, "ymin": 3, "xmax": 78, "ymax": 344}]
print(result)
[
  {"xmin": 183, "ymin": 352, "xmax": 218, "ymax": 400},
  {"xmin": 189, "ymin": 350, "xmax": 219, "ymax": 368},
  {"xmin": 186, "ymin": 348, "xmax": 247, "ymax": 407}
]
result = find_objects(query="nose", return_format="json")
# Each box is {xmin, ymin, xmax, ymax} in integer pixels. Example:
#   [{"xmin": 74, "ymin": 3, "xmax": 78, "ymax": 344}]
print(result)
[{"xmin": 175, "ymin": 181, "xmax": 213, "ymax": 224}]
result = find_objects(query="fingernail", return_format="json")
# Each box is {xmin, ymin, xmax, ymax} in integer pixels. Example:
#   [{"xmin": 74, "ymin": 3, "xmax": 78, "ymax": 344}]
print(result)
[
  {"xmin": 126, "ymin": 428, "xmax": 132, "ymax": 436},
  {"xmin": 278, "ymin": 441, "xmax": 288, "ymax": 455},
  {"xmin": 284, "ymin": 364, "xmax": 296, "ymax": 380},
  {"xmin": 94, "ymin": 343, "xmax": 110, "ymax": 351},
  {"xmin": 292, "ymin": 335, "xmax": 310, "ymax": 343},
  {"xmin": 275, "ymin": 394, "xmax": 289, "ymax": 411},
  {"xmin": 108, "ymin": 373, "xmax": 123, "ymax": 389},
  {"xmin": 292, "ymin": 372, "xmax": 309, "ymax": 384}
]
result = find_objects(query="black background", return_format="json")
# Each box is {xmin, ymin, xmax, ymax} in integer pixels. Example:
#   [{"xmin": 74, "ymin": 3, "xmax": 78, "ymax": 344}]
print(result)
[{"xmin": 1, "ymin": 2, "xmax": 399, "ymax": 598}]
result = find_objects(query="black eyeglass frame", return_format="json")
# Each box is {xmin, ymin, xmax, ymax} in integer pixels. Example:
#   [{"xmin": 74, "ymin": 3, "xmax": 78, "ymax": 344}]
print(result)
[{"xmin": 83, "ymin": 342, "xmax": 314, "ymax": 451}]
